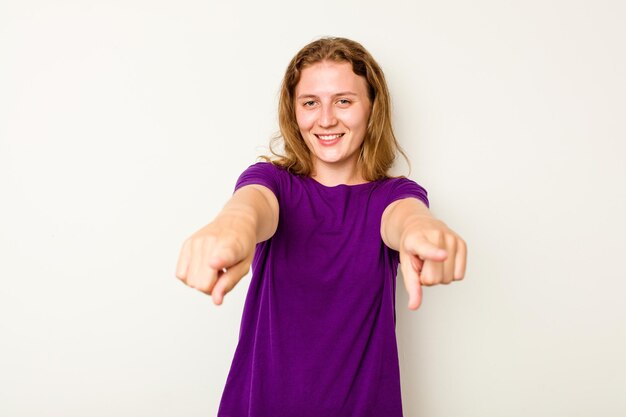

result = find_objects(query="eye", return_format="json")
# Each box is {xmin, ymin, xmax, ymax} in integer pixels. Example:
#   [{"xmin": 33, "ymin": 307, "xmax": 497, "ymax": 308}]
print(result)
[
  {"xmin": 303, "ymin": 100, "xmax": 317, "ymax": 107},
  {"xmin": 337, "ymin": 99, "xmax": 351, "ymax": 106}
]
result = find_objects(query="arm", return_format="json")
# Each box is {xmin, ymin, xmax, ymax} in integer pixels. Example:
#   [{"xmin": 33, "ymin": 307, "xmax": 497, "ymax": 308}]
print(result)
[
  {"xmin": 175, "ymin": 184, "xmax": 279, "ymax": 305},
  {"xmin": 381, "ymin": 197, "xmax": 467, "ymax": 310},
  {"xmin": 215, "ymin": 184, "xmax": 279, "ymax": 244}
]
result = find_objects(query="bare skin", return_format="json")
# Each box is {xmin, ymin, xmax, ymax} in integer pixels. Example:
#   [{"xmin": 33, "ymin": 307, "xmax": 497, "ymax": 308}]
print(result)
[
  {"xmin": 381, "ymin": 197, "xmax": 467, "ymax": 310},
  {"xmin": 176, "ymin": 60, "xmax": 467, "ymax": 309},
  {"xmin": 175, "ymin": 184, "xmax": 278, "ymax": 306}
]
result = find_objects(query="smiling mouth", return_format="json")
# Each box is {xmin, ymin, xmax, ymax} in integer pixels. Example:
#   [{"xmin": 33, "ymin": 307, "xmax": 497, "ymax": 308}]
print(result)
[{"xmin": 315, "ymin": 133, "xmax": 345, "ymax": 141}]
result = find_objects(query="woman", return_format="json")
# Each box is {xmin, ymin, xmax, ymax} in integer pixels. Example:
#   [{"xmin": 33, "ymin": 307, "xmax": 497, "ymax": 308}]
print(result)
[{"xmin": 176, "ymin": 37, "xmax": 467, "ymax": 416}]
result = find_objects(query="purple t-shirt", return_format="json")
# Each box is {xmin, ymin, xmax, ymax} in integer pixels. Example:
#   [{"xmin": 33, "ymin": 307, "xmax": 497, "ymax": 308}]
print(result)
[{"xmin": 218, "ymin": 162, "xmax": 429, "ymax": 417}]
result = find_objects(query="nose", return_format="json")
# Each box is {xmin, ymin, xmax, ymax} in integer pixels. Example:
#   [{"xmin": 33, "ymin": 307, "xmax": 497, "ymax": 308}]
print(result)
[{"xmin": 318, "ymin": 104, "xmax": 337, "ymax": 128}]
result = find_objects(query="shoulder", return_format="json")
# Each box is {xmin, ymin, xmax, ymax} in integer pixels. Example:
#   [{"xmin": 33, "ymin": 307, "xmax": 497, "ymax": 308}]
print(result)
[
  {"xmin": 377, "ymin": 176, "xmax": 430, "ymax": 209},
  {"xmin": 234, "ymin": 161, "xmax": 292, "ymax": 199},
  {"xmin": 240, "ymin": 161, "xmax": 286, "ymax": 175}
]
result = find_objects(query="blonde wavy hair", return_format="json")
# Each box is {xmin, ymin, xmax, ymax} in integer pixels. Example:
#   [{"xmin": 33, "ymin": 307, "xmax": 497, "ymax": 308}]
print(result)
[{"xmin": 264, "ymin": 37, "xmax": 409, "ymax": 181}]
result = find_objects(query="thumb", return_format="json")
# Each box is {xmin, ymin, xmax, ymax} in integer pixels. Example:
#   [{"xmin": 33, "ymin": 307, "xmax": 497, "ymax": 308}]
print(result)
[
  {"xmin": 406, "ymin": 234, "xmax": 447, "ymax": 262},
  {"xmin": 207, "ymin": 245, "xmax": 240, "ymax": 271}
]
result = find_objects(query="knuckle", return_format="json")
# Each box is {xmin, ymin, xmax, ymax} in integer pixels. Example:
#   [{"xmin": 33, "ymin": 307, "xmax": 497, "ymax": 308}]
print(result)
[
  {"xmin": 201, "ymin": 235, "xmax": 219, "ymax": 251},
  {"xmin": 197, "ymin": 281, "xmax": 212, "ymax": 294},
  {"xmin": 402, "ymin": 235, "xmax": 421, "ymax": 252},
  {"xmin": 189, "ymin": 237, "xmax": 204, "ymax": 252},
  {"xmin": 420, "ymin": 275, "xmax": 433, "ymax": 286},
  {"xmin": 220, "ymin": 246, "xmax": 238, "ymax": 261},
  {"xmin": 186, "ymin": 267, "xmax": 197, "ymax": 277},
  {"xmin": 428, "ymin": 229, "xmax": 444, "ymax": 243}
]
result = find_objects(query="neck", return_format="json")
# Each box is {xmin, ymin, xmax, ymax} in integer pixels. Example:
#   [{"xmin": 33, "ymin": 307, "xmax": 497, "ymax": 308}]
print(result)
[{"xmin": 311, "ymin": 160, "xmax": 367, "ymax": 187}]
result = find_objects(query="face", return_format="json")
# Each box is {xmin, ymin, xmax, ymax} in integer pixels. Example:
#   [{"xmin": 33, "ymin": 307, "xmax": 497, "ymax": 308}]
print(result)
[{"xmin": 294, "ymin": 60, "xmax": 372, "ymax": 176}]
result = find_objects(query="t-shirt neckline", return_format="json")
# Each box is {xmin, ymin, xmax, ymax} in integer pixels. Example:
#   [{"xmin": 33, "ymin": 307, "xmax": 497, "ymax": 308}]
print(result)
[{"xmin": 305, "ymin": 175, "xmax": 380, "ymax": 190}]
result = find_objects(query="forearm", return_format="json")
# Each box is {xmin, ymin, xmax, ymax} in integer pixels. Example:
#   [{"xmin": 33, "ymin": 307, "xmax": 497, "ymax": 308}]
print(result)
[
  {"xmin": 214, "ymin": 185, "xmax": 279, "ymax": 243},
  {"xmin": 381, "ymin": 198, "xmax": 433, "ymax": 251}
]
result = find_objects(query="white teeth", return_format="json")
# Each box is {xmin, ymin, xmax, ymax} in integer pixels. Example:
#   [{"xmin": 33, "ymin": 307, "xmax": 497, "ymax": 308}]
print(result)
[{"xmin": 317, "ymin": 134, "xmax": 343, "ymax": 140}]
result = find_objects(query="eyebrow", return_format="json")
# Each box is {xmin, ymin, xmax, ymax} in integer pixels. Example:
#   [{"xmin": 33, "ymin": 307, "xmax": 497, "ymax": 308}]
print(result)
[{"xmin": 296, "ymin": 91, "xmax": 359, "ymax": 100}]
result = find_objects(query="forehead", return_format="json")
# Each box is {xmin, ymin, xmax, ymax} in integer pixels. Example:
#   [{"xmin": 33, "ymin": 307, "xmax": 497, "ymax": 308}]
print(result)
[{"xmin": 295, "ymin": 61, "xmax": 368, "ymax": 97}]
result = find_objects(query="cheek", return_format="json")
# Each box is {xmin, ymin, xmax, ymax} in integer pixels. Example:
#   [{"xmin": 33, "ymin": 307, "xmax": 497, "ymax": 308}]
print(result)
[
  {"xmin": 344, "ymin": 109, "xmax": 370, "ymax": 132},
  {"xmin": 295, "ymin": 110, "xmax": 315, "ymax": 132}
]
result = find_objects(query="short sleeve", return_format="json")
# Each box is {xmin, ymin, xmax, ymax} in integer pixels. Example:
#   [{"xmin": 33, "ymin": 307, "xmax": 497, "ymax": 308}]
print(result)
[
  {"xmin": 386, "ymin": 177, "xmax": 429, "ymax": 209},
  {"xmin": 234, "ymin": 162, "xmax": 281, "ymax": 200}
]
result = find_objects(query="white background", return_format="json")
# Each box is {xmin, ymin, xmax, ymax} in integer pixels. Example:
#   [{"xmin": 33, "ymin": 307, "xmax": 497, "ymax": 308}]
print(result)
[{"xmin": 1, "ymin": 1, "xmax": 625, "ymax": 416}]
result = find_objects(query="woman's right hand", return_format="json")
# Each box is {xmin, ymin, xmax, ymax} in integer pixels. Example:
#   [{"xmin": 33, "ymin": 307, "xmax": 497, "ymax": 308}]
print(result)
[{"xmin": 175, "ymin": 217, "xmax": 256, "ymax": 306}]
